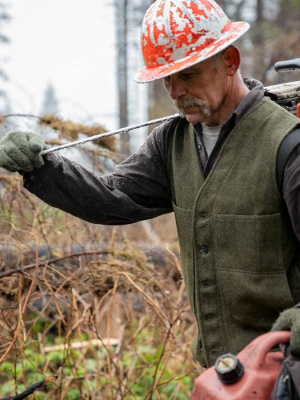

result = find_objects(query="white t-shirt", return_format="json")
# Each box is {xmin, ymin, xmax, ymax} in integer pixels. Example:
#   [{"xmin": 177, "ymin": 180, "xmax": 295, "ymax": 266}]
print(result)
[{"xmin": 202, "ymin": 124, "xmax": 221, "ymax": 157}]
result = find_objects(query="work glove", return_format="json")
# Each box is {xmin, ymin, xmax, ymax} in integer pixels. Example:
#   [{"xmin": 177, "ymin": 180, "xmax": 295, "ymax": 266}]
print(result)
[
  {"xmin": 272, "ymin": 307, "xmax": 300, "ymax": 357},
  {"xmin": 0, "ymin": 131, "xmax": 45, "ymax": 172}
]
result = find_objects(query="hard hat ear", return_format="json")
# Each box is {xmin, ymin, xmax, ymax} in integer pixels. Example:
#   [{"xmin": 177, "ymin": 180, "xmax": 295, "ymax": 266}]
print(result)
[
  {"xmin": 135, "ymin": 0, "xmax": 249, "ymax": 83},
  {"xmin": 223, "ymin": 46, "xmax": 241, "ymax": 76}
]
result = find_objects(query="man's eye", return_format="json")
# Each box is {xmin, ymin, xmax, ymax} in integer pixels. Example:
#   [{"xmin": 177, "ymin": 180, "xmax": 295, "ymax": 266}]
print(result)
[
  {"xmin": 164, "ymin": 77, "xmax": 171, "ymax": 85},
  {"xmin": 182, "ymin": 73, "xmax": 195, "ymax": 80}
]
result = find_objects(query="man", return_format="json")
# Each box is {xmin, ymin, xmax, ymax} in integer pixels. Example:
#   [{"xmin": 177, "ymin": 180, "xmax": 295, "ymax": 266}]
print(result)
[{"xmin": 0, "ymin": 0, "xmax": 300, "ymax": 367}]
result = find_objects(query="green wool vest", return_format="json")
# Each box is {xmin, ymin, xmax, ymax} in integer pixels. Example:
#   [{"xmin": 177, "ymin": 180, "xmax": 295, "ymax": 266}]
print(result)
[{"xmin": 169, "ymin": 98, "xmax": 300, "ymax": 367}]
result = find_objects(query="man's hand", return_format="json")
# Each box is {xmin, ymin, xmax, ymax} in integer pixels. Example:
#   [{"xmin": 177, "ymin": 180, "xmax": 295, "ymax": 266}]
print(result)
[
  {"xmin": 0, "ymin": 131, "xmax": 45, "ymax": 172},
  {"xmin": 272, "ymin": 308, "xmax": 300, "ymax": 357}
]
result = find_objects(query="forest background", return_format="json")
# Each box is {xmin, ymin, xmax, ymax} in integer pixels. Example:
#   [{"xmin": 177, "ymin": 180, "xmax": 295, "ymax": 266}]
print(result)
[{"xmin": 0, "ymin": 0, "xmax": 299, "ymax": 399}]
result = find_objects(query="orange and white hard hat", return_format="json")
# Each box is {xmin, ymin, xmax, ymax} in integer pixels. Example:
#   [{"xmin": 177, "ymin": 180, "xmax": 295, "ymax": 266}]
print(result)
[{"xmin": 135, "ymin": 0, "xmax": 250, "ymax": 83}]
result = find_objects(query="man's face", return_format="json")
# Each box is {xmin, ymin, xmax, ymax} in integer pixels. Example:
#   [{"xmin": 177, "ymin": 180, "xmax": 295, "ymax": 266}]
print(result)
[{"xmin": 163, "ymin": 54, "xmax": 229, "ymax": 125}]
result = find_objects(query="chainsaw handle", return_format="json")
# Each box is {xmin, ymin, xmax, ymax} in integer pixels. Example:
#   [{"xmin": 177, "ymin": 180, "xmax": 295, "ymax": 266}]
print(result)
[
  {"xmin": 238, "ymin": 331, "xmax": 291, "ymax": 369},
  {"xmin": 275, "ymin": 58, "xmax": 300, "ymax": 72}
]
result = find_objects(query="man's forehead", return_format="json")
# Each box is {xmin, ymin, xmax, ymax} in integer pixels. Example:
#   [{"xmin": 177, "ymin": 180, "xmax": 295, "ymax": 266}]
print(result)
[
  {"xmin": 165, "ymin": 62, "xmax": 205, "ymax": 78},
  {"xmin": 182, "ymin": 63, "xmax": 204, "ymax": 73}
]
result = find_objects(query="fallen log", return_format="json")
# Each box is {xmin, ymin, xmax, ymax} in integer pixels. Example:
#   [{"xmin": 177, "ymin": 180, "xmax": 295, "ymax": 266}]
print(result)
[{"xmin": 0, "ymin": 376, "xmax": 56, "ymax": 400}]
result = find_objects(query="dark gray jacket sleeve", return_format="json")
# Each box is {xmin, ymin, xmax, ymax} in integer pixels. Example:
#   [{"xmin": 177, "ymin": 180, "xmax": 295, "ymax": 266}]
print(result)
[
  {"xmin": 283, "ymin": 143, "xmax": 300, "ymax": 242},
  {"xmin": 23, "ymin": 122, "xmax": 174, "ymax": 225}
]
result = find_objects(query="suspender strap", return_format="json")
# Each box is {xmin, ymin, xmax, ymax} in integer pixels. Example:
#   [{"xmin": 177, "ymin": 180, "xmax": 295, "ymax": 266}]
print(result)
[{"xmin": 277, "ymin": 128, "xmax": 300, "ymax": 193}]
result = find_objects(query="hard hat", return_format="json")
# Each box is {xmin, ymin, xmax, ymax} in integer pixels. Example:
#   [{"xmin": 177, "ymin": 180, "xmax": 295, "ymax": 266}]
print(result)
[{"xmin": 135, "ymin": 0, "xmax": 250, "ymax": 83}]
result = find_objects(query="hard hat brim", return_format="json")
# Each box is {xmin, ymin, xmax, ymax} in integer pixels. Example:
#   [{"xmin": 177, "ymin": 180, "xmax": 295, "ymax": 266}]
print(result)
[{"xmin": 134, "ymin": 21, "xmax": 250, "ymax": 84}]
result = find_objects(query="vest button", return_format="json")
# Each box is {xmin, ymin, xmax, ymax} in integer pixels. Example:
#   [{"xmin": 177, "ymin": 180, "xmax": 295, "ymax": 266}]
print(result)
[{"xmin": 200, "ymin": 245, "xmax": 208, "ymax": 255}]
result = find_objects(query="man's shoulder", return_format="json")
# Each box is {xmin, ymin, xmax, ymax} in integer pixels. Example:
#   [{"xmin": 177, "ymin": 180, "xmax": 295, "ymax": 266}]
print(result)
[
  {"xmin": 261, "ymin": 97, "xmax": 299, "ymax": 121},
  {"xmin": 152, "ymin": 115, "xmax": 182, "ymax": 138},
  {"xmin": 246, "ymin": 97, "xmax": 300, "ymax": 132},
  {"xmin": 142, "ymin": 116, "xmax": 183, "ymax": 166}
]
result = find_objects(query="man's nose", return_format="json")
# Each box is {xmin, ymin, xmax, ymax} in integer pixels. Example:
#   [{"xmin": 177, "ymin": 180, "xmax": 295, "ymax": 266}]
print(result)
[{"xmin": 167, "ymin": 77, "xmax": 187, "ymax": 100}]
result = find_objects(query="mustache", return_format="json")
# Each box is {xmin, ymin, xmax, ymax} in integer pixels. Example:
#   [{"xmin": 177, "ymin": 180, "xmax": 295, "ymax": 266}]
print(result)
[{"xmin": 174, "ymin": 97, "xmax": 212, "ymax": 118}]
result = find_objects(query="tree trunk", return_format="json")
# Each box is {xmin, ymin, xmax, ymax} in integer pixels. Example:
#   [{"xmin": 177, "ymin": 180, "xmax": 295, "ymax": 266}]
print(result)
[{"xmin": 116, "ymin": 0, "xmax": 130, "ymax": 155}]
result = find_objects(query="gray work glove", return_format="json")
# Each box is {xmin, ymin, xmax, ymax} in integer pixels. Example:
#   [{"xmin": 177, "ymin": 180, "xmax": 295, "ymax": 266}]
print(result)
[
  {"xmin": 0, "ymin": 131, "xmax": 45, "ymax": 172},
  {"xmin": 272, "ymin": 308, "xmax": 300, "ymax": 357}
]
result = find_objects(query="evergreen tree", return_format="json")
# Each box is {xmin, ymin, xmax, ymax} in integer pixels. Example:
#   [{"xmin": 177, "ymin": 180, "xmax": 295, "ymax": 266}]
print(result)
[{"xmin": 40, "ymin": 83, "xmax": 60, "ymax": 116}]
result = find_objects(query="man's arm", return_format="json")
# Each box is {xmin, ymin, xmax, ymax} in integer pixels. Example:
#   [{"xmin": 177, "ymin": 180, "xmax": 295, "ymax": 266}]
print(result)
[
  {"xmin": 282, "ymin": 143, "xmax": 300, "ymax": 241},
  {"xmin": 22, "ymin": 123, "xmax": 174, "ymax": 225}
]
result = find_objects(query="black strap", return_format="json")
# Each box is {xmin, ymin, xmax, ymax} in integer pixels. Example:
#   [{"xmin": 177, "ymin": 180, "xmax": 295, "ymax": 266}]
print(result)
[{"xmin": 277, "ymin": 128, "xmax": 300, "ymax": 193}]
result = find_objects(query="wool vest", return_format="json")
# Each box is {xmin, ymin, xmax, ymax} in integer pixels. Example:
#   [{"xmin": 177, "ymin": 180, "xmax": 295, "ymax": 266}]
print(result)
[{"xmin": 169, "ymin": 98, "xmax": 300, "ymax": 367}]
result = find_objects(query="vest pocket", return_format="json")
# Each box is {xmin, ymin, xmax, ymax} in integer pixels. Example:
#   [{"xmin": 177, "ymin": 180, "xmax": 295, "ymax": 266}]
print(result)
[
  {"xmin": 217, "ymin": 267, "xmax": 294, "ymax": 354},
  {"xmin": 214, "ymin": 213, "xmax": 294, "ymax": 353},
  {"xmin": 214, "ymin": 213, "xmax": 284, "ymax": 273}
]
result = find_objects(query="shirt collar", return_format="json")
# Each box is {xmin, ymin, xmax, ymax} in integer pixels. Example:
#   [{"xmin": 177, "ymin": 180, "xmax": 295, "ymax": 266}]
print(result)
[{"xmin": 193, "ymin": 78, "xmax": 265, "ymax": 134}]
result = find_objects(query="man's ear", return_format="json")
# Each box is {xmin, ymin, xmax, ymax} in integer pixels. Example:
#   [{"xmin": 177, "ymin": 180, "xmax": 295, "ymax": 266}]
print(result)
[{"xmin": 223, "ymin": 45, "xmax": 241, "ymax": 76}]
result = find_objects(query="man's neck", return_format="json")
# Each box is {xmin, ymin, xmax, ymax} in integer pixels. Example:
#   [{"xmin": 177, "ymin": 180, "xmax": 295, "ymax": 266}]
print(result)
[{"xmin": 205, "ymin": 79, "xmax": 250, "ymax": 127}]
